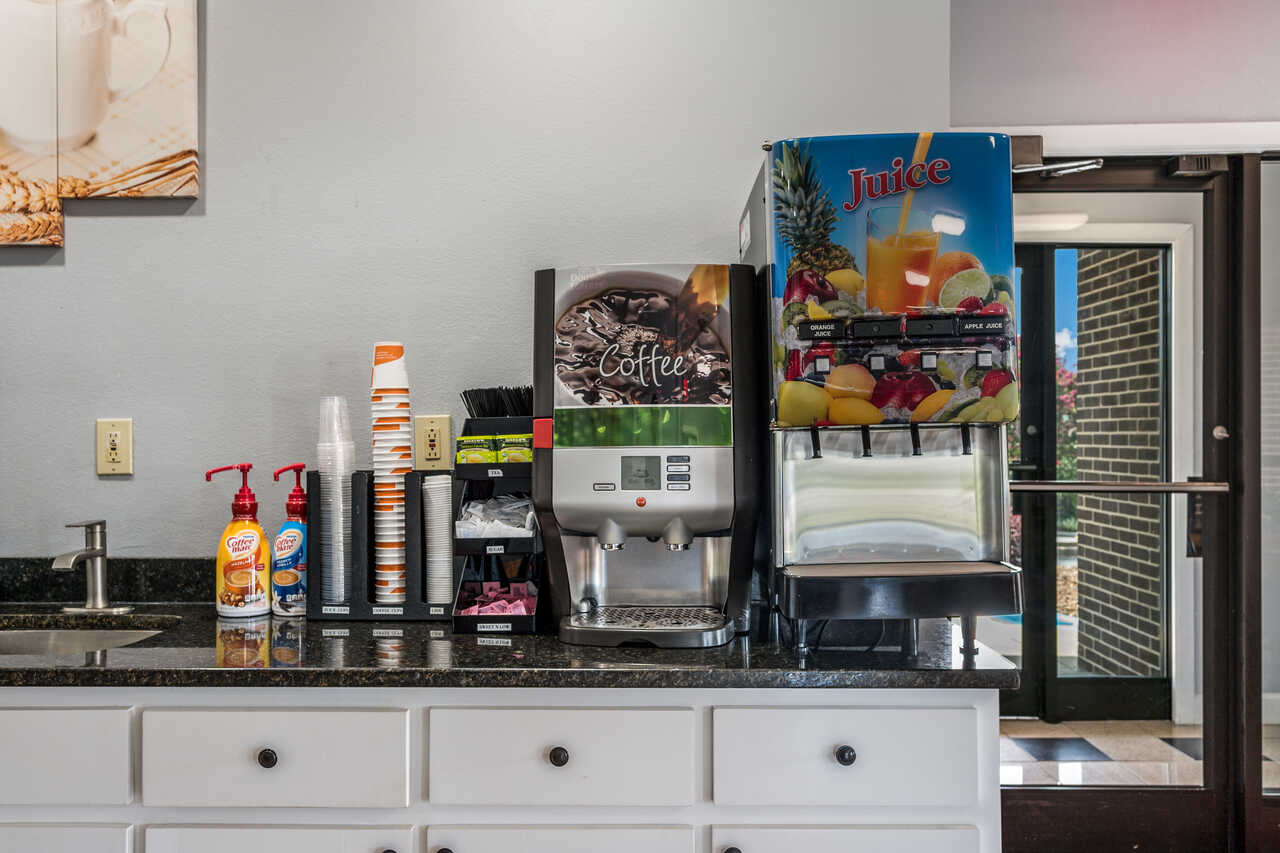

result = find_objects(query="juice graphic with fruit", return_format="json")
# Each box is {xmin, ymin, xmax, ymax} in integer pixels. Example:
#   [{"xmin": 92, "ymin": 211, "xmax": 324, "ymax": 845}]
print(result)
[
  {"xmin": 763, "ymin": 132, "xmax": 1016, "ymax": 426},
  {"xmin": 865, "ymin": 205, "xmax": 939, "ymax": 313}
]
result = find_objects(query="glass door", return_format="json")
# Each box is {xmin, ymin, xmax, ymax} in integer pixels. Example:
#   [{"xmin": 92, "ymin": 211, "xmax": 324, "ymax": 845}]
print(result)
[{"xmin": 1000, "ymin": 243, "xmax": 1175, "ymax": 722}]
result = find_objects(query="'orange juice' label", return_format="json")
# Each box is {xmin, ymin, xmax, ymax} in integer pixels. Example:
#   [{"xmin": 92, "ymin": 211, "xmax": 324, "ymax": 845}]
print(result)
[{"xmin": 215, "ymin": 520, "xmax": 270, "ymax": 617}]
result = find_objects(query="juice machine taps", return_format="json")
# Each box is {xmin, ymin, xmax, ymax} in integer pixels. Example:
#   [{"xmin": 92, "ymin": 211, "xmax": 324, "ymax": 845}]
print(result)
[
  {"xmin": 740, "ymin": 132, "xmax": 1024, "ymax": 656},
  {"xmin": 532, "ymin": 264, "xmax": 765, "ymax": 647}
]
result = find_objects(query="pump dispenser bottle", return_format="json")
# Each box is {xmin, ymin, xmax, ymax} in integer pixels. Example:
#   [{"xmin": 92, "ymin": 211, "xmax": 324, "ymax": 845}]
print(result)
[
  {"xmin": 271, "ymin": 463, "xmax": 308, "ymax": 617},
  {"xmin": 206, "ymin": 463, "xmax": 271, "ymax": 618}
]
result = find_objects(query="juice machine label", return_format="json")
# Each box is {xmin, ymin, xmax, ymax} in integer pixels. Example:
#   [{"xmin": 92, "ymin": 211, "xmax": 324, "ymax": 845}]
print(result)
[
  {"xmin": 551, "ymin": 264, "xmax": 733, "ymax": 447},
  {"xmin": 768, "ymin": 132, "xmax": 1018, "ymax": 427}
]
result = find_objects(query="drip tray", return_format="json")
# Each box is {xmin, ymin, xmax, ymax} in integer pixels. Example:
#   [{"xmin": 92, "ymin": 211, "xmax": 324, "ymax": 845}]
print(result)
[
  {"xmin": 559, "ymin": 605, "xmax": 733, "ymax": 649},
  {"xmin": 777, "ymin": 561, "xmax": 1023, "ymax": 621}
]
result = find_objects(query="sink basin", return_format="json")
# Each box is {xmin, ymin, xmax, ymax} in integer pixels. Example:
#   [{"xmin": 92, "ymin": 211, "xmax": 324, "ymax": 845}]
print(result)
[
  {"xmin": 0, "ymin": 611, "xmax": 180, "ymax": 655},
  {"xmin": 0, "ymin": 629, "xmax": 161, "ymax": 655}
]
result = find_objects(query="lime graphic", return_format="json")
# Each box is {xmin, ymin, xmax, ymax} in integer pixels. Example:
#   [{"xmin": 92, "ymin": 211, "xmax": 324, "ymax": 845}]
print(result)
[{"xmin": 938, "ymin": 268, "xmax": 993, "ymax": 310}]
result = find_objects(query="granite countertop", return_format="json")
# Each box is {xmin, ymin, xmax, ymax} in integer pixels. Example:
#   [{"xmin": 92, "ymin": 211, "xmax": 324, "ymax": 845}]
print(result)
[{"xmin": 0, "ymin": 604, "xmax": 1018, "ymax": 689}]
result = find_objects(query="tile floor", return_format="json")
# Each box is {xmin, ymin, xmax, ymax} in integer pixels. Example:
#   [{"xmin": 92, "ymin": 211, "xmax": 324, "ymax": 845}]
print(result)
[{"xmin": 1001, "ymin": 719, "xmax": 1280, "ymax": 788}]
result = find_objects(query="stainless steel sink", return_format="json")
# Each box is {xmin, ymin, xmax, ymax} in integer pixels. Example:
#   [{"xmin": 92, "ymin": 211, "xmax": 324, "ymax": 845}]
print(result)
[
  {"xmin": 0, "ymin": 628, "xmax": 161, "ymax": 655},
  {"xmin": 0, "ymin": 612, "xmax": 179, "ymax": 655}
]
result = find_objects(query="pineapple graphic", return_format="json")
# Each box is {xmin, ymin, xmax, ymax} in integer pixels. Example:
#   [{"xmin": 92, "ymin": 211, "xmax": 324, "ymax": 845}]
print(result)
[{"xmin": 772, "ymin": 141, "xmax": 857, "ymax": 279}]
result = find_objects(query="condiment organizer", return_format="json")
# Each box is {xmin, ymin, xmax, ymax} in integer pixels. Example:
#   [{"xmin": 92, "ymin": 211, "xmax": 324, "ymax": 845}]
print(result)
[
  {"xmin": 306, "ymin": 470, "xmax": 434, "ymax": 621},
  {"xmin": 448, "ymin": 416, "xmax": 546, "ymax": 634}
]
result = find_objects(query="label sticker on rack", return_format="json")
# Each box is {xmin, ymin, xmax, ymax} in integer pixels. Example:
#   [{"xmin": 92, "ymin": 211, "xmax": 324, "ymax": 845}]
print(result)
[
  {"xmin": 430, "ymin": 629, "xmax": 445, "ymax": 638},
  {"xmin": 477, "ymin": 636, "xmax": 513, "ymax": 647},
  {"xmin": 321, "ymin": 628, "xmax": 350, "ymax": 638},
  {"xmin": 429, "ymin": 606, "xmax": 446, "ymax": 615},
  {"xmin": 486, "ymin": 544, "xmax": 505, "ymax": 554},
  {"xmin": 488, "ymin": 468, "xmax": 503, "ymax": 478},
  {"xmin": 476, "ymin": 622, "xmax": 513, "ymax": 632},
  {"xmin": 321, "ymin": 606, "xmax": 350, "ymax": 615},
  {"xmin": 371, "ymin": 607, "xmax": 404, "ymax": 616},
  {"xmin": 372, "ymin": 627, "xmax": 404, "ymax": 637}
]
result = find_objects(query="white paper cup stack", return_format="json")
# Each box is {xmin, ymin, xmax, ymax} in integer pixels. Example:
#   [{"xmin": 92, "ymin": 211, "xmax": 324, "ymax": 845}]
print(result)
[
  {"xmin": 422, "ymin": 475, "xmax": 454, "ymax": 604},
  {"xmin": 371, "ymin": 341, "xmax": 413, "ymax": 603}
]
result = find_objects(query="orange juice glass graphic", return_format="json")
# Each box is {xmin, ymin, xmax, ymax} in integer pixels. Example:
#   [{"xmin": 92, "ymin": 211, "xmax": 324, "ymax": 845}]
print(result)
[{"xmin": 865, "ymin": 205, "xmax": 940, "ymax": 313}]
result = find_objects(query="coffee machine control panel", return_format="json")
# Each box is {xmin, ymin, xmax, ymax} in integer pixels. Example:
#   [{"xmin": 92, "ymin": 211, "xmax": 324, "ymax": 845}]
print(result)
[
  {"xmin": 591, "ymin": 453, "xmax": 695, "ymax": 492},
  {"xmin": 552, "ymin": 446, "xmax": 734, "ymax": 537}
]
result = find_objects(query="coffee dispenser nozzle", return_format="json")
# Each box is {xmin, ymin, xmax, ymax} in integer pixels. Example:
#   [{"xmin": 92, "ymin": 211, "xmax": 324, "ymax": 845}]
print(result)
[
  {"xmin": 596, "ymin": 518, "xmax": 627, "ymax": 551},
  {"xmin": 661, "ymin": 517, "xmax": 694, "ymax": 552}
]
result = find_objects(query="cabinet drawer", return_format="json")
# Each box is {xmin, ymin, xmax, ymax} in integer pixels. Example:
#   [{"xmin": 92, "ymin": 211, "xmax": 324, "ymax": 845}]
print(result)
[
  {"xmin": 147, "ymin": 825, "xmax": 413, "ymax": 853},
  {"xmin": 141, "ymin": 708, "xmax": 409, "ymax": 808},
  {"xmin": 428, "ymin": 707, "xmax": 694, "ymax": 805},
  {"xmin": 0, "ymin": 708, "xmax": 131, "ymax": 804},
  {"xmin": 713, "ymin": 706, "xmax": 977, "ymax": 806},
  {"xmin": 711, "ymin": 825, "xmax": 979, "ymax": 853},
  {"xmin": 0, "ymin": 824, "xmax": 131, "ymax": 853},
  {"xmin": 427, "ymin": 825, "xmax": 693, "ymax": 853}
]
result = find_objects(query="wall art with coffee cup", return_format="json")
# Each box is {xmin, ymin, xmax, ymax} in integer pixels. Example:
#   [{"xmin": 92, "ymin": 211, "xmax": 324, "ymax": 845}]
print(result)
[{"xmin": 0, "ymin": 0, "xmax": 198, "ymax": 247}]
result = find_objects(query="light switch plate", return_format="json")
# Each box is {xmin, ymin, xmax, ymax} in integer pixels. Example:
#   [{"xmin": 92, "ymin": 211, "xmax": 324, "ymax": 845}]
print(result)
[
  {"xmin": 96, "ymin": 418, "xmax": 133, "ymax": 475},
  {"xmin": 414, "ymin": 414, "xmax": 452, "ymax": 470}
]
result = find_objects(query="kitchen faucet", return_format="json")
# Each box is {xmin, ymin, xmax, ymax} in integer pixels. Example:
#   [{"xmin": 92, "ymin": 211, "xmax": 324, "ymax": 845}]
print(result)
[{"xmin": 51, "ymin": 520, "xmax": 132, "ymax": 615}]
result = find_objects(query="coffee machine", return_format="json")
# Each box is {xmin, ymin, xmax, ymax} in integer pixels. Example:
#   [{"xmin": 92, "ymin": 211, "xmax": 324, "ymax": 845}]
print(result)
[{"xmin": 532, "ymin": 264, "xmax": 764, "ymax": 648}]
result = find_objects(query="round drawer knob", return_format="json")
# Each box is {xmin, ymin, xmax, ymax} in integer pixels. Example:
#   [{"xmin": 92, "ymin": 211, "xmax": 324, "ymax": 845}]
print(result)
[
  {"xmin": 438, "ymin": 848, "xmax": 453, "ymax": 853},
  {"xmin": 834, "ymin": 744, "xmax": 857, "ymax": 766},
  {"xmin": 256, "ymin": 748, "xmax": 278, "ymax": 769},
  {"xmin": 725, "ymin": 847, "xmax": 743, "ymax": 853},
  {"xmin": 548, "ymin": 746, "xmax": 570, "ymax": 767}
]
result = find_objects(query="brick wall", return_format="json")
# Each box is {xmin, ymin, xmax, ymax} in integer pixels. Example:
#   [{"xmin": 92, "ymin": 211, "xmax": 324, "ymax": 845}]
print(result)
[{"xmin": 1073, "ymin": 247, "xmax": 1165, "ymax": 677}]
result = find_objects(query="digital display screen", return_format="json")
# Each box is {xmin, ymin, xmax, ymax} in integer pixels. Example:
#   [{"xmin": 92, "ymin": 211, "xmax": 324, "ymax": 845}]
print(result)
[{"xmin": 620, "ymin": 455, "xmax": 660, "ymax": 490}]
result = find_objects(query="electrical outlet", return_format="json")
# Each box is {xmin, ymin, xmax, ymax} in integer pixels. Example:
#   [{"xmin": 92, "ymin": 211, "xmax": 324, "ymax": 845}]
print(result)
[
  {"xmin": 96, "ymin": 418, "xmax": 133, "ymax": 475},
  {"xmin": 414, "ymin": 414, "xmax": 452, "ymax": 470}
]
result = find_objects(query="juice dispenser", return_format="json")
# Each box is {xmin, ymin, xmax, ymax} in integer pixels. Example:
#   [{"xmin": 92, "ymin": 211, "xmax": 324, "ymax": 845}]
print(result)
[
  {"xmin": 740, "ymin": 132, "xmax": 1024, "ymax": 655},
  {"xmin": 532, "ymin": 263, "xmax": 765, "ymax": 647}
]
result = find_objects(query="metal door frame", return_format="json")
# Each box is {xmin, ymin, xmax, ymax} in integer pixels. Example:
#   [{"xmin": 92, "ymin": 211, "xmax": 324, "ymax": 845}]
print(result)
[{"xmin": 1002, "ymin": 155, "xmax": 1258, "ymax": 853}]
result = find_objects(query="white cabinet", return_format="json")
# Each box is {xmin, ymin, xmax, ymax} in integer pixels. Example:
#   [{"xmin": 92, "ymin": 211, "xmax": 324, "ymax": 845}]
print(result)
[
  {"xmin": 713, "ymin": 706, "xmax": 978, "ymax": 806},
  {"xmin": 146, "ymin": 825, "xmax": 413, "ymax": 853},
  {"xmin": 0, "ymin": 708, "xmax": 131, "ymax": 804},
  {"xmin": 141, "ymin": 708, "xmax": 409, "ymax": 808},
  {"xmin": 711, "ymin": 825, "xmax": 981, "ymax": 853},
  {"xmin": 0, "ymin": 824, "xmax": 132, "ymax": 853},
  {"xmin": 428, "ymin": 707, "xmax": 695, "ymax": 805},
  {"xmin": 426, "ymin": 825, "xmax": 694, "ymax": 853}
]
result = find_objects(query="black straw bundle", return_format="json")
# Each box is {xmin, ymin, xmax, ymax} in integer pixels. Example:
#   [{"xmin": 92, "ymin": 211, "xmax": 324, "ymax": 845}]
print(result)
[{"xmin": 460, "ymin": 386, "xmax": 533, "ymax": 418}]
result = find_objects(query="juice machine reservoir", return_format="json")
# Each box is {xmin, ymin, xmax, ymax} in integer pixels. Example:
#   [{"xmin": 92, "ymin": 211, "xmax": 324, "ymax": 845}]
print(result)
[
  {"xmin": 533, "ymin": 264, "xmax": 764, "ymax": 647},
  {"xmin": 740, "ymin": 132, "xmax": 1024, "ymax": 656}
]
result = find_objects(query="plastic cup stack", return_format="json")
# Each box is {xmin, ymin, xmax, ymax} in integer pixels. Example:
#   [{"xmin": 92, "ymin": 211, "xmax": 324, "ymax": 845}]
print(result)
[
  {"xmin": 371, "ymin": 342, "xmax": 412, "ymax": 603},
  {"xmin": 422, "ymin": 476, "xmax": 454, "ymax": 604},
  {"xmin": 317, "ymin": 396, "xmax": 356, "ymax": 603}
]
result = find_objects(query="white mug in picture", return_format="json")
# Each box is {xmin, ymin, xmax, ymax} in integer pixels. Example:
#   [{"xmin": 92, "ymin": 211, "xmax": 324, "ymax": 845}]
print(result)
[{"xmin": 0, "ymin": 0, "xmax": 171, "ymax": 155}]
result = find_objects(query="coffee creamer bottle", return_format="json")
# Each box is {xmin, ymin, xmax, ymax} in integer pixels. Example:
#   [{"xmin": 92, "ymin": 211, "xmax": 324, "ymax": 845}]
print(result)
[
  {"xmin": 205, "ymin": 463, "xmax": 271, "ymax": 618},
  {"xmin": 270, "ymin": 463, "xmax": 308, "ymax": 617}
]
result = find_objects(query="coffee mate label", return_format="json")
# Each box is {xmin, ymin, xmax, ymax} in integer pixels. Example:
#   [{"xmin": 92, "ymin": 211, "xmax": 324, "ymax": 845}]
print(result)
[
  {"xmin": 271, "ymin": 521, "xmax": 308, "ymax": 617},
  {"xmin": 216, "ymin": 521, "xmax": 271, "ymax": 617}
]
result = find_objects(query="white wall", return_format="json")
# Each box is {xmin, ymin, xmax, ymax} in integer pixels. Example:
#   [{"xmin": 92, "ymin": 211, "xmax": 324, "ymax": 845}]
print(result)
[
  {"xmin": 0, "ymin": 0, "xmax": 950, "ymax": 556},
  {"xmin": 951, "ymin": 0, "xmax": 1280, "ymax": 127}
]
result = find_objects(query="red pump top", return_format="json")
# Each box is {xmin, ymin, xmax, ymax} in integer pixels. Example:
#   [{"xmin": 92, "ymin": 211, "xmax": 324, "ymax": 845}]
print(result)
[
  {"xmin": 205, "ymin": 463, "xmax": 258, "ymax": 520},
  {"xmin": 273, "ymin": 463, "xmax": 308, "ymax": 521}
]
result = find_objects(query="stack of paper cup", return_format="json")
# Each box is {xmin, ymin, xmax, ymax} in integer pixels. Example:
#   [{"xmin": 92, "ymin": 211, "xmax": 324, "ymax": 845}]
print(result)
[
  {"xmin": 423, "ymin": 475, "xmax": 454, "ymax": 604},
  {"xmin": 317, "ymin": 396, "xmax": 355, "ymax": 603},
  {"xmin": 371, "ymin": 342, "xmax": 413, "ymax": 603}
]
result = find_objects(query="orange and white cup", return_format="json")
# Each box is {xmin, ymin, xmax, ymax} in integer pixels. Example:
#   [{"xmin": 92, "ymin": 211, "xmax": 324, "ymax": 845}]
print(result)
[{"xmin": 371, "ymin": 342, "xmax": 410, "ymax": 390}]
